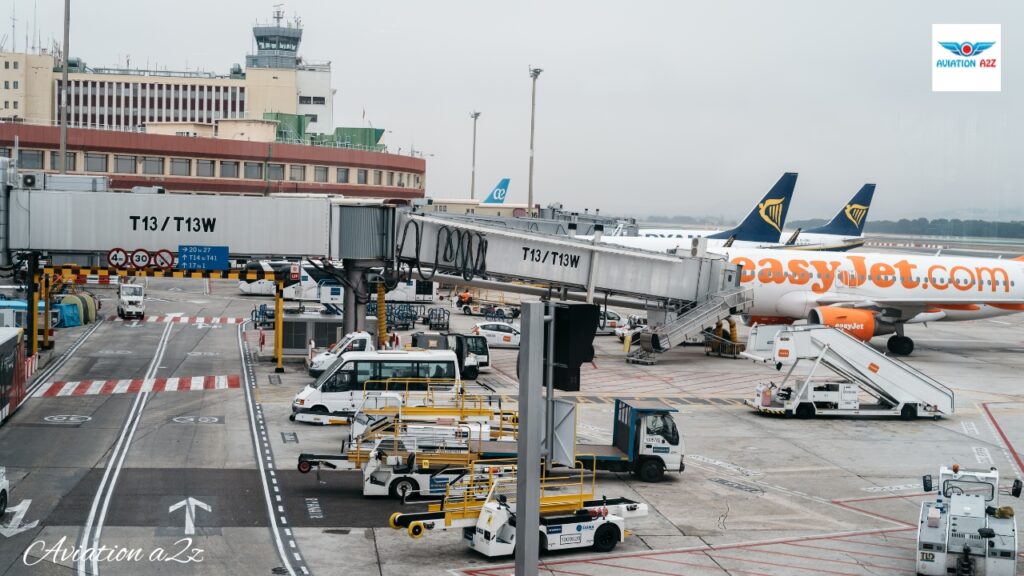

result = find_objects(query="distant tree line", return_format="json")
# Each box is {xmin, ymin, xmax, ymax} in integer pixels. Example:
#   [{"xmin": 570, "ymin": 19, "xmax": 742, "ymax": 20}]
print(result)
[{"xmin": 789, "ymin": 218, "xmax": 1024, "ymax": 239}]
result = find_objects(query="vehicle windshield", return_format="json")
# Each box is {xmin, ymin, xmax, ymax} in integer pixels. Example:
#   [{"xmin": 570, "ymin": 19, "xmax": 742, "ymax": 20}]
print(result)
[
  {"xmin": 122, "ymin": 285, "xmax": 143, "ymax": 296},
  {"xmin": 329, "ymin": 334, "xmax": 355, "ymax": 353},
  {"xmin": 942, "ymin": 478, "xmax": 994, "ymax": 501},
  {"xmin": 466, "ymin": 337, "xmax": 488, "ymax": 355},
  {"xmin": 645, "ymin": 413, "xmax": 679, "ymax": 445}
]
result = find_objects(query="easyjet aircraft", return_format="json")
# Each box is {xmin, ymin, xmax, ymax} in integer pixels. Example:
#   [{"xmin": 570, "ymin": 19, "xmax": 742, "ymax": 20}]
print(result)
[{"xmin": 726, "ymin": 248, "xmax": 1024, "ymax": 355}]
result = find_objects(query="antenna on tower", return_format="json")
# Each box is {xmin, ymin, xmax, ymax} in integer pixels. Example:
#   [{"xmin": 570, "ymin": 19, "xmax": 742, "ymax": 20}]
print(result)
[
  {"xmin": 10, "ymin": 2, "xmax": 17, "ymax": 53},
  {"xmin": 273, "ymin": 4, "xmax": 284, "ymax": 27}
]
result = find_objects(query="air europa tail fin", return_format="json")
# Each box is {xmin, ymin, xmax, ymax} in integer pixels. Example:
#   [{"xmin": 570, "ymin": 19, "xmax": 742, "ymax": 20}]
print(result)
[
  {"xmin": 804, "ymin": 184, "xmax": 875, "ymax": 237},
  {"xmin": 708, "ymin": 172, "xmax": 798, "ymax": 243},
  {"xmin": 481, "ymin": 178, "xmax": 510, "ymax": 204}
]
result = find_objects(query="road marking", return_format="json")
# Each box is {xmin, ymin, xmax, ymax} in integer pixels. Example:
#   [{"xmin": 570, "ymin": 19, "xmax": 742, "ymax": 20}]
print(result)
[
  {"xmin": 42, "ymin": 414, "xmax": 92, "ymax": 424},
  {"xmin": 973, "ymin": 446, "xmax": 994, "ymax": 465},
  {"xmin": 34, "ymin": 375, "xmax": 241, "ymax": 397},
  {"xmin": 0, "ymin": 500, "xmax": 39, "ymax": 537},
  {"xmin": 109, "ymin": 315, "xmax": 243, "ymax": 325},
  {"xmin": 168, "ymin": 497, "xmax": 212, "ymax": 536},
  {"xmin": 961, "ymin": 421, "xmax": 979, "ymax": 436},
  {"xmin": 238, "ymin": 322, "xmax": 301, "ymax": 576},
  {"xmin": 25, "ymin": 318, "xmax": 108, "ymax": 400}
]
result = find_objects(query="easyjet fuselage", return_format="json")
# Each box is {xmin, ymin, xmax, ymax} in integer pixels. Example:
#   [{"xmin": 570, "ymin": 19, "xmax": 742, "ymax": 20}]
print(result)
[{"xmin": 726, "ymin": 248, "xmax": 1024, "ymax": 322}]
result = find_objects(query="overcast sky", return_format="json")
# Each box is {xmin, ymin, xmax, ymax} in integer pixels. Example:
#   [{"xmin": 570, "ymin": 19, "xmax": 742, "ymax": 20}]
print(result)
[{"xmin": 16, "ymin": 0, "xmax": 1024, "ymax": 221}]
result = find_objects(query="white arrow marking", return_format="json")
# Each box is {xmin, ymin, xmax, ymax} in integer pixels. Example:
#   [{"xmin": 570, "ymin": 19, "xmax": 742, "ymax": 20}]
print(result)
[
  {"xmin": 0, "ymin": 500, "xmax": 38, "ymax": 537},
  {"xmin": 168, "ymin": 497, "xmax": 211, "ymax": 535}
]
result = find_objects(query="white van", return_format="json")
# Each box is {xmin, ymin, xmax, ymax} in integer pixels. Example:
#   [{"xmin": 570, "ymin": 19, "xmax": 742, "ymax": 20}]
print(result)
[{"xmin": 292, "ymin": 349, "xmax": 461, "ymax": 417}]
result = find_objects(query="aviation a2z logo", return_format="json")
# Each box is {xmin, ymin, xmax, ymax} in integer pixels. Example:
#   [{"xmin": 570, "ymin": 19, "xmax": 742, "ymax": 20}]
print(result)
[{"xmin": 932, "ymin": 24, "xmax": 1000, "ymax": 92}]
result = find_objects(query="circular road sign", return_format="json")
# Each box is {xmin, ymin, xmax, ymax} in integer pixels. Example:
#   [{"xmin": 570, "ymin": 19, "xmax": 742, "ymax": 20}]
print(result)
[
  {"xmin": 154, "ymin": 249, "xmax": 174, "ymax": 270},
  {"xmin": 107, "ymin": 247, "xmax": 129, "ymax": 268},
  {"xmin": 130, "ymin": 249, "xmax": 152, "ymax": 269}
]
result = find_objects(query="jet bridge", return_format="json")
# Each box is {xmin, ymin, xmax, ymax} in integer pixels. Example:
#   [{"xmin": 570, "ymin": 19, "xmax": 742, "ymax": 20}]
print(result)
[
  {"xmin": 391, "ymin": 212, "xmax": 740, "ymax": 305},
  {"xmin": 744, "ymin": 324, "xmax": 955, "ymax": 419}
]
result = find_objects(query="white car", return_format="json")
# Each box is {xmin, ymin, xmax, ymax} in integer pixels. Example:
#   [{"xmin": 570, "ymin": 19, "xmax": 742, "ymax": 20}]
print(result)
[
  {"xmin": 615, "ymin": 315, "xmax": 649, "ymax": 342},
  {"xmin": 597, "ymin": 309, "xmax": 624, "ymax": 335},
  {"xmin": 473, "ymin": 322, "xmax": 521, "ymax": 348}
]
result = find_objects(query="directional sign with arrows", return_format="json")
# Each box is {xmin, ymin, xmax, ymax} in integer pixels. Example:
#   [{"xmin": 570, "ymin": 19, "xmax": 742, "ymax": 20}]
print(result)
[{"xmin": 168, "ymin": 497, "xmax": 211, "ymax": 535}]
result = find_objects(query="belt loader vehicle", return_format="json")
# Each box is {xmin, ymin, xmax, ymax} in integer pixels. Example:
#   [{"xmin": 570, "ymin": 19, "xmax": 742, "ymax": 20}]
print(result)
[{"xmin": 916, "ymin": 464, "xmax": 1021, "ymax": 576}]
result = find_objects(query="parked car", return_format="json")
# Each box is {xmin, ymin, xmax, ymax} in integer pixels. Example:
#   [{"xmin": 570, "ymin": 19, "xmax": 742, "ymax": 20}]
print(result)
[
  {"xmin": 596, "ymin": 309, "xmax": 624, "ymax": 335},
  {"xmin": 473, "ymin": 322, "xmax": 521, "ymax": 348},
  {"xmin": 615, "ymin": 315, "xmax": 649, "ymax": 342}
]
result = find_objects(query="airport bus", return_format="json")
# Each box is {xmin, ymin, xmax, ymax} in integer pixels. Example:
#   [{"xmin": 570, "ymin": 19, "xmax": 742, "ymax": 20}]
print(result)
[
  {"xmin": 291, "ymin": 349, "xmax": 461, "ymax": 417},
  {"xmin": 0, "ymin": 328, "xmax": 28, "ymax": 424}
]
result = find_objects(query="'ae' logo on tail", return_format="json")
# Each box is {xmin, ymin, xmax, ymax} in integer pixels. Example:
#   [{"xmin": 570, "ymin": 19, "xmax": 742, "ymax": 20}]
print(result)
[
  {"xmin": 844, "ymin": 203, "xmax": 868, "ymax": 227},
  {"xmin": 758, "ymin": 197, "xmax": 785, "ymax": 233}
]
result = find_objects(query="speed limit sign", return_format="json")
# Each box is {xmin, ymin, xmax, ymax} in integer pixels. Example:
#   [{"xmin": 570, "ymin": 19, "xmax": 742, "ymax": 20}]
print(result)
[
  {"xmin": 107, "ymin": 247, "xmax": 128, "ymax": 268},
  {"xmin": 130, "ymin": 249, "xmax": 152, "ymax": 269}
]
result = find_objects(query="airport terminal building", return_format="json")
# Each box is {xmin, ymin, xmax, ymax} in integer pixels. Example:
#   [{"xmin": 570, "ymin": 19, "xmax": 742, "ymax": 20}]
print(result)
[{"xmin": 0, "ymin": 9, "xmax": 425, "ymax": 198}]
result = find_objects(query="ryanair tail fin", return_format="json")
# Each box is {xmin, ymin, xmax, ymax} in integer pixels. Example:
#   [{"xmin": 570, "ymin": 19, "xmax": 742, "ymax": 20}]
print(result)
[
  {"xmin": 708, "ymin": 172, "xmax": 798, "ymax": 243},
  {"xmin": 481, "ymin": 178, "xmax": 510, "ymax": 204},
  {"xmin": 804, "ymin": 184, "xmax": 875, "ymax": 237}
]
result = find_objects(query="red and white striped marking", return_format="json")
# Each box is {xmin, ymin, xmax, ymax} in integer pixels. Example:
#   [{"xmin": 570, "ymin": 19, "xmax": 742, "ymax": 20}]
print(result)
[
  {"xmin": 33, "ymin": 375, "xmax": 241, "ymax": 397},
  {"xmin": 108, "ymin": 315, "xmax": 244, "ymax": 325}
]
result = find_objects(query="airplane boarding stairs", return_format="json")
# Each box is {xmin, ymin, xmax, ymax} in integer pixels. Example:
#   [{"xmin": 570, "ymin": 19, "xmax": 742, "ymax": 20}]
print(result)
[
  {"xmin": 748, "ymin": 325, "xmax": 955, "ymax": 418},
  {"xmin": 627, "ymin": 286, "xmax": 754, "ymax": 365}
]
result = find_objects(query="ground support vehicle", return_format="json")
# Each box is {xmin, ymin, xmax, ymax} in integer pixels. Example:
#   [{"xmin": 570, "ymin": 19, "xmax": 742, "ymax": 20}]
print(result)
[
  {"xmin": 476, "ymin": 398, "xmax": 683, "ymax": 482},
  {"xmin": 459, "ymin": 302, "xmax": 521, "ymax": 319},
  {"xmin": 116, "ymin": 283, "xmax": 145, "ymax": 319},
  {"xmin": 307, "ymin": 331, "xmax": 375, "ymax": 377},
  {"xmin": 744, "ymin": 325, "xmax": 954, "ymax": 419},
  {"xmin": 388, "ymin": 468, "xmax": 648, "ymax": 557},
  {"xmin": 0, "ymin": 466, "xmax": 8, "ymax": 516},
  {"xmin": 916, "ymin": 464, "xmax": 1021, "ymax": 576}
]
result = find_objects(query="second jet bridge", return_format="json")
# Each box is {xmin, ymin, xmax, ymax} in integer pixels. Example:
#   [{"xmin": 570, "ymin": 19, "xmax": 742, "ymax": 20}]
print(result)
[{"xmin": 390, "ymin": 212, "xmax": 740, "ymax": 305}]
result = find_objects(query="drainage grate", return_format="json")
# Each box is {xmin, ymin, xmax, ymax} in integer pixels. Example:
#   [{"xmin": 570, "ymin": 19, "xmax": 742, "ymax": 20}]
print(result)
[
  {"xmin": 281, "ymin": 432, "xmax": 298, "ymax": 444},
  {"xmin": 268, "ymin": 375, "xmax": 282, "ymax": 386}
]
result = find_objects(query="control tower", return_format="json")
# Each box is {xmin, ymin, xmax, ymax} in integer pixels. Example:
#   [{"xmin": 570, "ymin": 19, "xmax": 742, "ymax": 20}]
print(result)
[{"xmin": 246, "ymin": 7, "xmax": 303, "ymax": 69}]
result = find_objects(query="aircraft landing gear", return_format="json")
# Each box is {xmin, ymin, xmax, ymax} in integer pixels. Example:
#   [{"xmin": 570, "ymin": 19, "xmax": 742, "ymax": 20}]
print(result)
[{"xmin": 887, "ymin": 335, "xmax": 914, "ymax": 356}]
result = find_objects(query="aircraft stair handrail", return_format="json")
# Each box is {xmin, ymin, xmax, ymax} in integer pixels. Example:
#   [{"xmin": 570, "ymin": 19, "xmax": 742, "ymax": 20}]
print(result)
[{"xmin": 805, "ymin": 327, "xmax": 954, "ymax": 413}]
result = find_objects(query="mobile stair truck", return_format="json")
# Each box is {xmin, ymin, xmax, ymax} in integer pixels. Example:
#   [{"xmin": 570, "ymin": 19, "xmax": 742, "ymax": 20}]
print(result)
[
  {"xmin": 916, "ymin": 463, "xmax": 1021, "ymax": 576},
  {"xmin": 744, "ymin": 325, "xmax": 955, "ymax": 419},
  {"xmin": 387, "ymin": 463, "xmax": 649, "ymax": 556}
]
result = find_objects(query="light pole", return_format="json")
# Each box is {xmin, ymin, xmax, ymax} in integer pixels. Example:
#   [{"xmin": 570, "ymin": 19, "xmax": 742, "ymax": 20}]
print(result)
[
  {"xmin": 528, "ymin": 67, "xmax": 542, "ymax": 216},
  {"xmin": 58, "ymin": 0, "xmax": 70, "ymax": 173},
  {"xmin": 470, "ymin": 111, "xmax": 481, "ymax": 199}
]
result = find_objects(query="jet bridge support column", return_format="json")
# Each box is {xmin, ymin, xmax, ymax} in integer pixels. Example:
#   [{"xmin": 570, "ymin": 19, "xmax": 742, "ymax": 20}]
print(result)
[
  {"xmin": 275, "ymin": 279, "xmax": 284, "ymax": 374},
  {"xmin": 42, "ymin": 273, "xmax": 52, "ymax": 350}
]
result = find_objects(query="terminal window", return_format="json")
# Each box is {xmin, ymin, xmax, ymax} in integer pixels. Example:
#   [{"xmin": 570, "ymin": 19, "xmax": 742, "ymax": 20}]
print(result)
[
  {"xmin": 312, "ymin": 96, "xmax": 326, "ymax": 105},
  {"xmin": 142, "ymin": 157, "xmax": 164, "ymax": 175},
  {"xmin": 374, "ymin": 170, "xmax": 382, "ymax": 185},
  {"xmin": 357, "ymin": 169, "xmax": 367, "ymax": 184},
  {"xmin": 314, "ymin": 166, "xmax": 328, "ymax": 182},
  {"xmin": 220, "ymin": 161, "xmax": 240, "ymax": 178},
  {"xmin": 387, "ymin": 172, "xmax": 394, "ymax": 186},
  {"xmin": 196, "ymin": 160, "xmax": 215, "ymax": 178},
  {"xmin": 114, "ymin": 155, "xmax": 137, "ymax": 174},
  {"xmin": 49, "ymin": 151, "xmax": 76, "ymax": 171},
  {"xmin": 245, "ymin": 162, "xmax": 263, "ymax": 180},
  {"xmin": 170, "ymin": 158, "xmax": 191, "ymax": 176},
  {"xmin": 299, "ymin": 96, "xmax": 312, "ymax": 105},
  {"xmin": 289, "ymin": 165, "xmax": 306, "ymax": 181},
  {"xmin": 268, "ymin": 163, "xmax": 285, "ymax": 181},
  {"xmin": 85, "ymin": 153, "xmax": 108, "ymax": 172},
  {"xmin": 19, "ymin": 150, "xmax": 43, "ymax": 169},
  {"xmin": 336, "ymin": 167, "xmax": 349, "ymax": 183}
]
